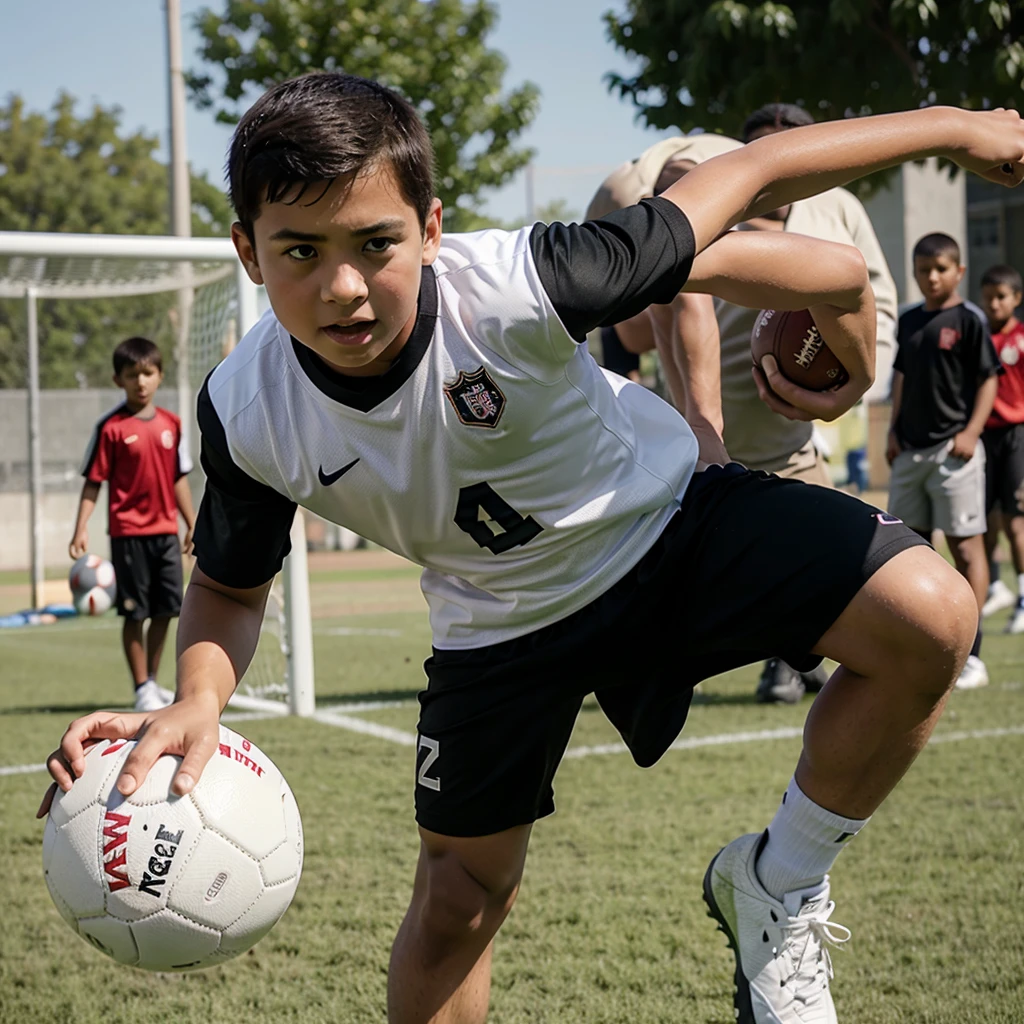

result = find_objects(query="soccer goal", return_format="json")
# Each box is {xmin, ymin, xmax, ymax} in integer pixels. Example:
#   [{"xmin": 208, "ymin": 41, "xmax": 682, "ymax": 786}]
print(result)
[{"xmin": 0, "ymin": 231, "xmax": 315, "ymax": 716}]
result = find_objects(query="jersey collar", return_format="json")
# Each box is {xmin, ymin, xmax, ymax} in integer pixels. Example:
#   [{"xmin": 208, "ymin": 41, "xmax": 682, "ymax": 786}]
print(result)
[{"xmin": 291, "ymin": 264, "xmax": 438, "ymax": 412}]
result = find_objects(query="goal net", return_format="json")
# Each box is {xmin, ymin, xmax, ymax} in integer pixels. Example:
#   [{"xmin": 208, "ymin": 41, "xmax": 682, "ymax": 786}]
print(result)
[{"xmin": 0, "ymin": 231, "xmax": 314, "ymax": 716}]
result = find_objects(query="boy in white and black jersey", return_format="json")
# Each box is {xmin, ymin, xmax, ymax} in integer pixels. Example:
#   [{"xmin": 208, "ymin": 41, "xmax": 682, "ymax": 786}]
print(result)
[{"xmin": 41, "ymin": 73, "xmax": 1024, "ymax": 1024}]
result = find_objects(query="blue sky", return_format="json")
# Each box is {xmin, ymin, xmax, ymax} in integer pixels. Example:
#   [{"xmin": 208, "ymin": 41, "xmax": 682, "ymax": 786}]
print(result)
[{"xmin": 0, "ymin": 0, "xmax": 680, "ymax": 224}]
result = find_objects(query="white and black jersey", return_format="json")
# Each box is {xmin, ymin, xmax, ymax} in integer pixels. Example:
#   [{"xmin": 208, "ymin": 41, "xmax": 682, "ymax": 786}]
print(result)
[{"xmin": 194, "ymin": 197, "xmax": 697, "ymax": 648}]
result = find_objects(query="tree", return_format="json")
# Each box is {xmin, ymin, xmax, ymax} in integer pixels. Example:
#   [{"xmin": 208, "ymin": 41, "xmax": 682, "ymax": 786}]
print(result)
[
  {"xmin": 605, "ymin": 1, "xmax": 1024, "ymax": 193},
  {"xmin": 186, "ymin": 0, "xmax": 539, "ymax": 231},
  {"xmin": 0, "ymin": 93, "xmax": 233, "ymax": 388}
]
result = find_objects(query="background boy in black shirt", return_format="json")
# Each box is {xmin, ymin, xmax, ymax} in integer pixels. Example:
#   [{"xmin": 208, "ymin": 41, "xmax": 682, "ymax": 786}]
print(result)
[{"xmin": 887, "ymin": 232, "xmax": 1000, "ymax": 689}]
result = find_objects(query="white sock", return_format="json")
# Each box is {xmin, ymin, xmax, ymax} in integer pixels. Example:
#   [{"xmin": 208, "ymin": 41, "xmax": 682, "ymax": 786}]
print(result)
[
  {"xmin": 755, "ymin": 777, "xmax": 869, "ymax": 901},
  {"xmin": 1017, "ymin": 573, "xmax": 1024, "ymax": 600}
]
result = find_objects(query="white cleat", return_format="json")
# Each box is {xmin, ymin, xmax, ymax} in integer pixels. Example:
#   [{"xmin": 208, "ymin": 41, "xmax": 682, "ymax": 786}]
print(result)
[
  {"xmin": 1004, "ymin": 604, "xmax": 1024, "ymax": 635},
  {"xmin": 133, "ymin": 680, "xmax": 174, "ymax": 712},
  {"xmin": 954, "ymin": 655, "xmax": 989, "ymax": 691},
  {"xmin": 982, "ymin": 579, "xmax": 1016, "ymax": 618},
  {"xmin": 703, "ymin": 833, "xmax": 851, "ymax": 1023}
]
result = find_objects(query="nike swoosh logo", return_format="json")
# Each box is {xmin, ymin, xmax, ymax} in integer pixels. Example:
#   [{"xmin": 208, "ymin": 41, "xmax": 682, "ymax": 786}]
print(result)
[{"xmin": 318, "ymin": 457, "xmax": 360, "ymax": 486}]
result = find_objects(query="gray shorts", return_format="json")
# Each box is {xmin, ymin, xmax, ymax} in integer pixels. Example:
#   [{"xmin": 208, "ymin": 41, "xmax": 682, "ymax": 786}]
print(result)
[{"xmin": 888, "ymin": 438, "xmax": 986, "ymax": 537}]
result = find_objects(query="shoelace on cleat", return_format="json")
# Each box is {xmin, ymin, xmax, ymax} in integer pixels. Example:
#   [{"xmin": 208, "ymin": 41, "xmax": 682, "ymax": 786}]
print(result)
[{"xmin": 778, "ymin": 900, "xmax": 851, "ymax": 996}]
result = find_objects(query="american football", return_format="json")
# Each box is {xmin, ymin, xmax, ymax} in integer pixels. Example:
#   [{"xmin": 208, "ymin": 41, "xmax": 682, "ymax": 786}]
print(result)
[{"xmin": 751, "ymin": 308, "xmax": 850, "ymax": 392}]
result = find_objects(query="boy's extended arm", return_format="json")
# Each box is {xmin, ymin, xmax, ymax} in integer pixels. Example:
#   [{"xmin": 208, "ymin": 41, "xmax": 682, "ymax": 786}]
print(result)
[
  {"xmin": 681, "ymin": 230, "xmax": 874, "ymax": 421},
  {"xmin": 40, "ymin": 568, "xmax": 271, "ymax": 815},
  {"xmin": 663, "ymin": 107, "xmax": 1024, "ymax": 253},
  {"xmin": 174, "ymin": 476, "xmax": 197, "ymax": 554},
  {"xmin": 69, "ymin": 480, "xmax": 100, "ymax": 559}
]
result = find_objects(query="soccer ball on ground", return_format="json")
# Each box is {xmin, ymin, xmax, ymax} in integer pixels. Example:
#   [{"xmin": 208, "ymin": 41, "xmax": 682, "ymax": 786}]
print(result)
[
  {"xmin": 43, "ymin": 726, "xmax": 303, "ymax": 972},
  {"xmin": 69, "ymin": 554, "xmax": 117, "ymax": 615}
]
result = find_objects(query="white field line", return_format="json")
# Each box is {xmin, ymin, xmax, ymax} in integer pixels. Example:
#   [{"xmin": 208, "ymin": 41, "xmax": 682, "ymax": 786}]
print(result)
[
  {"xmin": 324, "ymin": 699, "xmax": 416, "ymax": 712},
  {"xmin": 5, "ymin": 721, "xmax": 1022, "ymax": 779},
  {"xmin": 225, "ymin": 693, "xmax": 290, "ymax": 716},
  {"xmin": 0, "ymin": 763, "xmax": 46, "ymax": 777},
  {"xmin": 312, "ymin": 708, "xmax": 417, "ymax": 746},
  {"xmin": 564, "ymin": 726, "xmax": 804, "ymax": 760},
  {"xmin": 318, "ymin": 627, "xmax": 404, "ymax": 637}
]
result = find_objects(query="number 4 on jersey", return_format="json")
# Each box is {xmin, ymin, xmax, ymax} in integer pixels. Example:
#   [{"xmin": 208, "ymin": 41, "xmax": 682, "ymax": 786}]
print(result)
[{"xmin": 455, "ymin": 482, "xmax": 543, "ymax": 554}]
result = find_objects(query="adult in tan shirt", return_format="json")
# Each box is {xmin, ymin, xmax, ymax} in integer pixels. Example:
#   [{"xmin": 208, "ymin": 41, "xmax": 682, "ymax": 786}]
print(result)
[{"xmin": 587, "ymin": 105, "xmax": 899, "ymax": 702}]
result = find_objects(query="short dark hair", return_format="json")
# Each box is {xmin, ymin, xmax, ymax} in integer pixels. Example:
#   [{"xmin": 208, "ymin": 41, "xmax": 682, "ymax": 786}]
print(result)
[
  {"xmin": 981, "ymin": 263, "xmax": 1024, "ymax": 294},
  {"xmin": 113, "ymin": 337, "xmax": 162, "ymax": 376},
  {"xmin": 742, "ymin": 103, "xmax": 815, "ymax": 143},
  {"xmin": 228, "ymin": 72, "xmax": 435, "ymax": 241},
  {"xmin": 912, "ymin": 232, "xmax": 961, "ymax": 264}
]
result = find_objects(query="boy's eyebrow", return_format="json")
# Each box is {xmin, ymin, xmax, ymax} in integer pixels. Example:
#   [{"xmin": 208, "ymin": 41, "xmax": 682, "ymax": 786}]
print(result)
[
  {"xmin": 267, "ymin": 219, "xmax": 408, "ymax": 243},
  {"xmin": 267, "ymin": 228, "xmax": 328, "ymax": 243},
  {"xmin": 350, "ymin": 218, "xmax": 408, "ymax": 237}
]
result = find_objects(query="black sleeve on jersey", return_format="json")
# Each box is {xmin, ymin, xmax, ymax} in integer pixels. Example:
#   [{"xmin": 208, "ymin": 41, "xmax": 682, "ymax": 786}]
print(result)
[
  {"xmin": 193, "ymin": 379, "xmax": 296, "ymax": 590},
  {"xmin": 529, "ymin": 196, "xmax": 696, "ymax": 341},
  {"xmin": 600, "ymin": 325, "xmax": 640, "ymax": 376}
]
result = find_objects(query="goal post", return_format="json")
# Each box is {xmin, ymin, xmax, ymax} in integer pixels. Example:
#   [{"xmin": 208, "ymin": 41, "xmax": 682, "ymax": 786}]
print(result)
[{"xmin": 0, "ymin": 230, "xmax": 315, "ymax": 717}]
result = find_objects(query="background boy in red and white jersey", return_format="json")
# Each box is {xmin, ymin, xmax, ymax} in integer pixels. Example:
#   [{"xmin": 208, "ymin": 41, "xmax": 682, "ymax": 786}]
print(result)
[
  {"xmin": 978, "ymin": 264, "xmax": 1024, "ymax": 631},
  {"xmin": 70, "ymin": 336, "xmax": 196, "ymax": 711}
]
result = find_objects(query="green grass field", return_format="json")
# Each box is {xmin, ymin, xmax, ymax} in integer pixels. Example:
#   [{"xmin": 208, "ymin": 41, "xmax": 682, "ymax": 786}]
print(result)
[{"xmin": 1, "ymin": 552, "xmax": 1023, "ymax": 1023}]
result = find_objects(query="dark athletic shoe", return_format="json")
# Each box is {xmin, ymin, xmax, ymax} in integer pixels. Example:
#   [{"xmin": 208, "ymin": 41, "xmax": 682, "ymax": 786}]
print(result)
[
  {"xmin": 799, "ymin": 663, "xmax": 830, "ymax": 694},
  {"xmin": 756, "ymin": 659, "xmax": 805, "ymax": 704}
]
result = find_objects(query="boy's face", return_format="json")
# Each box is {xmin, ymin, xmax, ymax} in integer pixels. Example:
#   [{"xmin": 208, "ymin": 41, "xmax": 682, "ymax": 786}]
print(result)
[
  {"xmin": 114, "ymin": 362, "xmax": 162, "ymax": 407},
  {"xmin": 981, "ymin": 281, "xmax": 1022, "ymax": 330},
  {"xmin": 233, "ymin": 162, "xmax": 442, "ymax": 377},
  {"xmin": 913, "ymin": 252, "xmax": 964, "ymax": 306}
]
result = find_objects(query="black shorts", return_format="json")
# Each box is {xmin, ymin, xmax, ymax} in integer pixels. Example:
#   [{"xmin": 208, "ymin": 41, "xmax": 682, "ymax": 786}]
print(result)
[
  {"xmin": 600, "ymin": 325, "xmax": 640, "ymax": 377},
  {"xmin": 415, "ymin": 464, "xmax": 928, "ymax": 838},
  {"xmin": 109, "ymin": 534, "xmax": 183, "ymax": 621},
  {"xmin": 983, "ymin": 424, "xmax": 1024, "ymax": 516}
]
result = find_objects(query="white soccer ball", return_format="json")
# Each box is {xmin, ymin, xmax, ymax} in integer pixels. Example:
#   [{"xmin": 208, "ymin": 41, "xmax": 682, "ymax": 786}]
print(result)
[
  {"xmin": 43, "ymin": 726, "xmax": 303, "ymax": 972},
  {"xmin": 69, "ymin": 554, "xmax": 117, "ymax": 616}
]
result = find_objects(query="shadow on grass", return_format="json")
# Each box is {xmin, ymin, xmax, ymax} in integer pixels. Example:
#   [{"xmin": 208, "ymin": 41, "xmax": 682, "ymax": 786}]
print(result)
[
  {"xmin": 577, "ymin": 690, "xmax": 772, "ymax": 713},
  {"xmin": 0, "ymin": 701, "xmax": 119, "ymax": 717},
  {"xmin": 316, "ymin": 688, "xmax": 422, "ymax": 706}
]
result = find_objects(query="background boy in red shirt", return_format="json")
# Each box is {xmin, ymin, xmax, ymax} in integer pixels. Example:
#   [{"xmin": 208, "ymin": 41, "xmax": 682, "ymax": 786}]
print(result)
[
  {"xmin": 979, "ymin": 264, "xmax": 1024, "ymax": 631},
  {"xmin": 70, "ymin": 337, "xmax": 196, "ymax": 711}
]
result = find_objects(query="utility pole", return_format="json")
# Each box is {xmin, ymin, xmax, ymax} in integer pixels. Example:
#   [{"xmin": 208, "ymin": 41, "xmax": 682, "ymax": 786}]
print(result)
[
  {"xmin": 165, "ymin": 0, "xmax": 193, "ymax": 452},
  {"xmin": 525, "ymin": 163, "xmax": 536, "ymax": 223}
]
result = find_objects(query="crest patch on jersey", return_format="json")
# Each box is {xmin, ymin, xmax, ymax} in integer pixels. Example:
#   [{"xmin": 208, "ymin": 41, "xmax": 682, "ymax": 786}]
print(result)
[{"xmin": 444, "ymin": 367, "xmax": 506, "ymax": 428}]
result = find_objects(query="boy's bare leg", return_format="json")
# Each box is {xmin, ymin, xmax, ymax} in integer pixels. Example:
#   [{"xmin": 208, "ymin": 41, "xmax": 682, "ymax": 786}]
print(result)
[
  {"xmin": 799, "ymin": 545, "xmax": 976, "ymax": 817},
  {"xmin": 146, "ymin": 615, "xmax": 172, "ymax": 681},
  {"xmin": 388, "ymin": 824, "xmax": 531, "ymax": 1024},
  {"xmin": 121, "ymin": 619, "xmax": 148, "ymax": 685},
  {"xmin": 1006, "ymin": 513, "xmax": 1024, "ymax": 575},
  {"xmin": 947, "ymin": 533, "xmax": 989, "ymax": 611},
  {"xmin": 984, "ymin": 510, "xmax": 1003, "ymax": 575}
]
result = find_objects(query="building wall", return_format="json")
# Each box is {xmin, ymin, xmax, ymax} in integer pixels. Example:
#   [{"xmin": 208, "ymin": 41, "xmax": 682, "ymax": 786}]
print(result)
[
  {"xmin": 864, "ymin": 159, "xmax": 968, "ymax": 306},
  {"xmin": 966, "ymin": 178, "xmax": 1024, "ymax": 305}
]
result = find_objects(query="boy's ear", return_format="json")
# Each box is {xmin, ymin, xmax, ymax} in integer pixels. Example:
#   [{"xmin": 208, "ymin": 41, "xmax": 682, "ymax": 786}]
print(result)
[
  {"xmin": 421, "ymin": 198, "xmax": 443, "ymax": 265},
  {"xmin": 111, "ymin": 372, "xmax": 121, "ymax": 388},
  {"xmin": 231, "ymin": 223, "xmax": 265, "ymax": 285}
]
